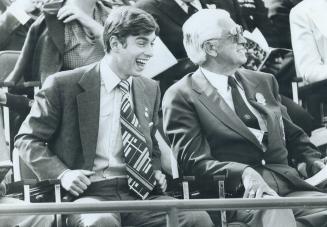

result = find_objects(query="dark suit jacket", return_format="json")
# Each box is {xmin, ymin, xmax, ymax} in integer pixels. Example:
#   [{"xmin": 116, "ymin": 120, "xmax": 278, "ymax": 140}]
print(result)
[
  {"xmin": 15, "ymin": 63, "xmax": 162, "ymax": 180},
  {"xmin": 136, "ymin": 0, "xmax": 245, "ymax": 60},
  {"xmin": 162, "ymin": 68, "xmax": 321, "ymax": 195}
]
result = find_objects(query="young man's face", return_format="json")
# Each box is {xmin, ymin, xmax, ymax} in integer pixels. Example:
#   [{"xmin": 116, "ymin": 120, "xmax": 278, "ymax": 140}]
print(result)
[{"xmin": 116, "ymin": 32, "xmax": 156, "ymax": 78}]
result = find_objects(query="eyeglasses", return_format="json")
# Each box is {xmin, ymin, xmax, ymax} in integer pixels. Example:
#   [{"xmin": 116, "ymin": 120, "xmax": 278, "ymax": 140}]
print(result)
[{"xmin": 203, "ymin": 25, "xmax": 245, "ymax": 45}]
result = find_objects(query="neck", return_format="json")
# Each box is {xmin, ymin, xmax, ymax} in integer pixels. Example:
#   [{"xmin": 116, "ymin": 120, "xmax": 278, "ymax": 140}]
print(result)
[{"xmin": 104, "ymin": 55, "xmax": 130, "ymax": 80}]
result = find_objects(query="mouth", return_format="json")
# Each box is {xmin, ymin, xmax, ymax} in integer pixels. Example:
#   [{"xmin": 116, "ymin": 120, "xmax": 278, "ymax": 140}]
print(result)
[{"xmin": 135, "ymin": 57, "xmax": 150, "ymax": 69}]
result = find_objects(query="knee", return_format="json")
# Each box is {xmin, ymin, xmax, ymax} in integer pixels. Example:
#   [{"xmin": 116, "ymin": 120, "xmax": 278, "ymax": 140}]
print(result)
[
  {"xmin": 179, "ymin": 211, "xmax": 214, "ymax": 227},
  {"xmin": 66, "ymin": 213, "xmax": 121, "ymax": 227}
]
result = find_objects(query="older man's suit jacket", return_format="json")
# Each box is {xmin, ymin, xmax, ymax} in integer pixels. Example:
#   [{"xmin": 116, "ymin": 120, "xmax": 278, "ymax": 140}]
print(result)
[
  {"xmin": 14, "ymin": 63, "xmax": 162, "ymax": 180},
  {"xmin": 136, "ymin": 0, "xmax": 245, "ymax": 60},
  {"xmin": 162, "ymin": 68, "xmax": 321, "ymax": 195}
]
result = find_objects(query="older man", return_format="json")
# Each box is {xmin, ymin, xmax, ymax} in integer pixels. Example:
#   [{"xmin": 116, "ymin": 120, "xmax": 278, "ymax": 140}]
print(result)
[{"xmin": 162, "ymin": 9, "xmax": 327, "ymax": 227}]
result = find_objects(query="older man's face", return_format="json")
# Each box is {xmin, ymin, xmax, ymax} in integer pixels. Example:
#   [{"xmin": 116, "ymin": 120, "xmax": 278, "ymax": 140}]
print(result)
[{"xmin": 216, "ymin": 21, "xmax": 247, "ymax": 67}]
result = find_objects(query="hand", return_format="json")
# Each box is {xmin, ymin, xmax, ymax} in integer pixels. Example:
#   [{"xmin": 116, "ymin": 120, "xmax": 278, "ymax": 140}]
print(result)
[
  {"xmin": 57, "ymin": 4, "xmax": 103, "ymax": 38},
  {"xmin": 242, "ymin": 167, "xmax": 278, "ymax": 198},
  {"xmin": 154, "ymin": 170, "xmax": 167, "ymax": 192},
  {"xmin": 60, "ymin": 169, "xmax": 95, "ymax": 197},
  {"xmin": 311, "ymin": 159, "xmax": 326, "ymax": 175},
  {"xmin": 12, "ymin": 0, "xmax": 37, "ymax": 13}
]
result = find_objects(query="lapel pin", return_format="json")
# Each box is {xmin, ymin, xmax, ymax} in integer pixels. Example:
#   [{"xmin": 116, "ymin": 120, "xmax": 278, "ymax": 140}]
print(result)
[
  {"xmin": 206, "ymin": 4, "xmax": 216, "ymax": 9},
  {"xmin": 255, "ymin": 92, "xmax": 266, "ymax": 105},
  {"xmin": 145, "ymin": 107, "xmax": 149, "ymax": 118}
]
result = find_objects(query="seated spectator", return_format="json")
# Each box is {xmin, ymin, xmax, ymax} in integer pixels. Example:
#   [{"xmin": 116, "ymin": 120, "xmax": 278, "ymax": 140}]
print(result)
[
  {"xmin": 15, "ymin": 6, "xmax": 213, "ymax": 227},
  {"xmin": 163, "ymin": 9, "xmax": 327, "ymax": 226},
  {"xmin": 136, "ymin": 0, "xmax": 316, "ymax": 136},
  {"xmin": 290, "ymin": 0, "xmax": 327, "ymax": 84}
]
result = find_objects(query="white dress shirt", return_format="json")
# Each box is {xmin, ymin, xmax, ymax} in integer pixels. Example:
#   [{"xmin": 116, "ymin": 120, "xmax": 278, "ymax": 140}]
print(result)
[
  {"xmin": 91, "ymin": 58, "xmax": 133, "ymax": 181},
  {"xmin": 201, "ymin": 67, "xmax": 268, "ymax": 142}
]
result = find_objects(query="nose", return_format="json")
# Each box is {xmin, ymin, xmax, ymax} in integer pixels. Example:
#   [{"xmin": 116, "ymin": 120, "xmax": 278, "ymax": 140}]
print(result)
[
  {"xmin": 238, "ymin": 35, "xmax": 247, "ymax": 45},
  {"xmin": 144, "ymin": 44, "xmax": 154, "ymax": 57}
]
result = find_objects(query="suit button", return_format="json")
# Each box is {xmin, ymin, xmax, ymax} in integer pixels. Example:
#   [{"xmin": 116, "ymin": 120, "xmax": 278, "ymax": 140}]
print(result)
[{"xmin": 261, "ymin": 159, "xmax": 266, "ymax": 165}]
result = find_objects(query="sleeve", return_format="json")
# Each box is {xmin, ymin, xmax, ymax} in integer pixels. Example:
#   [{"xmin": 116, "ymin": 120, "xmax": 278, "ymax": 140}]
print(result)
[
  {"xmin": 151, "ymin": 82, "xmax": 162, "ymax": 170},
  {"xmin": 270, "ymin": 74, "xmax": 321, "ymax": 175},
  {"xmin": 290, "ymin": 7, "xmax": 327, "ymax": 83},
  {"xmin": 5, "ymin": 93, "xmax": 31, "ymax": 116},
  {"xmin": 162, "ymin": 86, "xmax": 248, "ymax": 194},
  {"xmin": 14, "ymin": 75, "xmax": 68, "ymax": 180}
]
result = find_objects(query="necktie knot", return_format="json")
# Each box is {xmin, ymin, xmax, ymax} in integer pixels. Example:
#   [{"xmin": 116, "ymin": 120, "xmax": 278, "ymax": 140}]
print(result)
[
  {"xmin": 228, "ymin": 76, "xmax": 237, "ymax": 88},
  {"xmin": 185, "ymin": 2, "xmax": 198, "ymax": 15},
  {"xmin": 119, "ymin": 80, "xmax": 130, "ymax": 94}
]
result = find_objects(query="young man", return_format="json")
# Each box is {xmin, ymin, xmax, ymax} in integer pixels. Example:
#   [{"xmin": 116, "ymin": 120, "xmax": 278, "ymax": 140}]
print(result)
[
  {"xmin": 15, "ymin": 6, "xmax": 213, "ymax": 227},
  {"xmin": 162, "ymin": 9, "xmax": 327, "ymax": 227}
]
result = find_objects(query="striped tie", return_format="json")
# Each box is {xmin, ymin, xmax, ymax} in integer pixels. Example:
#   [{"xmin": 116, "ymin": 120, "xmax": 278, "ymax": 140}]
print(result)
[{"xmin": 119, "ymin": 80, "xmax": 156, "ymax": 200}]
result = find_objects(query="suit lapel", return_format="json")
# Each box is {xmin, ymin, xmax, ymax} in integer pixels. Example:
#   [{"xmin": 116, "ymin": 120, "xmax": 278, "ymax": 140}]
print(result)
[
  {"xmin": 77, "ymin": 64, "xmax": 101, "ymax": 170},
  {"xmin": 132, "ymin": 77, "xmax": 151, "ymax": 139},
  {"xmin": 192, "ymin": 69, "xmax": 262, "ymax": 149},
  {"xmin": 157, "ymin": 0, "xmax": 189, "ymax": 27},
  {"xmin": 44, "ymin": 12, "xmax": 65, "ymax": 54}
]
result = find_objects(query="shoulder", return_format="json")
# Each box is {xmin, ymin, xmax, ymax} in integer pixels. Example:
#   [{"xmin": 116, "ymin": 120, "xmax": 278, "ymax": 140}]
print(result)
[
  {"xmin": 238, "ymin": 68, "xmax": 274, "ymax": 80},
  {"xmin": 42, "ymin": 65, "xmax": 91, "ymax": 89},
  {"xmin": 290, "ymin": 0, "xmax": 310, "ymax": 17}
]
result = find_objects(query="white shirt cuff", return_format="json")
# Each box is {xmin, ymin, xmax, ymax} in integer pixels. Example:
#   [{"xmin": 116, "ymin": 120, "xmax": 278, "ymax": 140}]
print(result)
[
  {"xmin": 7, "ymin": 4, "xmax": 31, "ymax": 25},
  {"xmin": 57, "ymin": 169, "xmax": 70, "ymax": 180}
]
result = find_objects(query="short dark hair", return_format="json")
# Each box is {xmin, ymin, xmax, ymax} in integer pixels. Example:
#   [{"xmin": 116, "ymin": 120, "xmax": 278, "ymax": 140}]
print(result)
[{"xmin": 103, "ymin": 6, "xmax": 159, "ymax": 53}]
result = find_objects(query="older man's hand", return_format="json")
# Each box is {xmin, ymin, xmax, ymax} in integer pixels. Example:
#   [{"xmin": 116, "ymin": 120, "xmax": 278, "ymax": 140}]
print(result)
[{"xmin": 242, "ymin": 167, "xmax": 278, "ymax": 198}]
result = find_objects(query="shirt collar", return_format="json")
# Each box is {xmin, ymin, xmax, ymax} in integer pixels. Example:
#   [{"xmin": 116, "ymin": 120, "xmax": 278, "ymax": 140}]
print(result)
[
  {"xmin": 100, "ymin": 58, "xmax": 133, "ymax": 93},
  {"xmin": 200, "ymin": 67, "xmax": 240, "ymax": 93}
]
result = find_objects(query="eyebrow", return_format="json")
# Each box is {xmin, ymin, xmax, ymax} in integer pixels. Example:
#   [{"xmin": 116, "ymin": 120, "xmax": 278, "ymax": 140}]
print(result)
[{"xmin": 136, "ymin": 36, "xmax": 156, "ymax": 43}]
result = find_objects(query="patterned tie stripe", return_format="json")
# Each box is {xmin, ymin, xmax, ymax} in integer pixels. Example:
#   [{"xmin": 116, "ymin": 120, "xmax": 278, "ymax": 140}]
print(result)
[{"xmin": 119, "ymin": 80, "xmax": 156, "ymax": 200}]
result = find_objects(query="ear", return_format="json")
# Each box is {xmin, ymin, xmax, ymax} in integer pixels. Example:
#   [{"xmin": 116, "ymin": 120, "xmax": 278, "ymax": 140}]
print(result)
[
  {"xmin": 109, "ymin": 36, "xmax": 122, "ymax": 53},
  {"xmin": 203, "ymin": 41, "xmax": 218, "ymax": 57}
]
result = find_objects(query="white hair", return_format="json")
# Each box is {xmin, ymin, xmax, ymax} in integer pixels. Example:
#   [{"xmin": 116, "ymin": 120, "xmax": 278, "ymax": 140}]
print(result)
[{"xmin": 182, "ymin": 9, "xmax": 231, "ymax": 65}]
